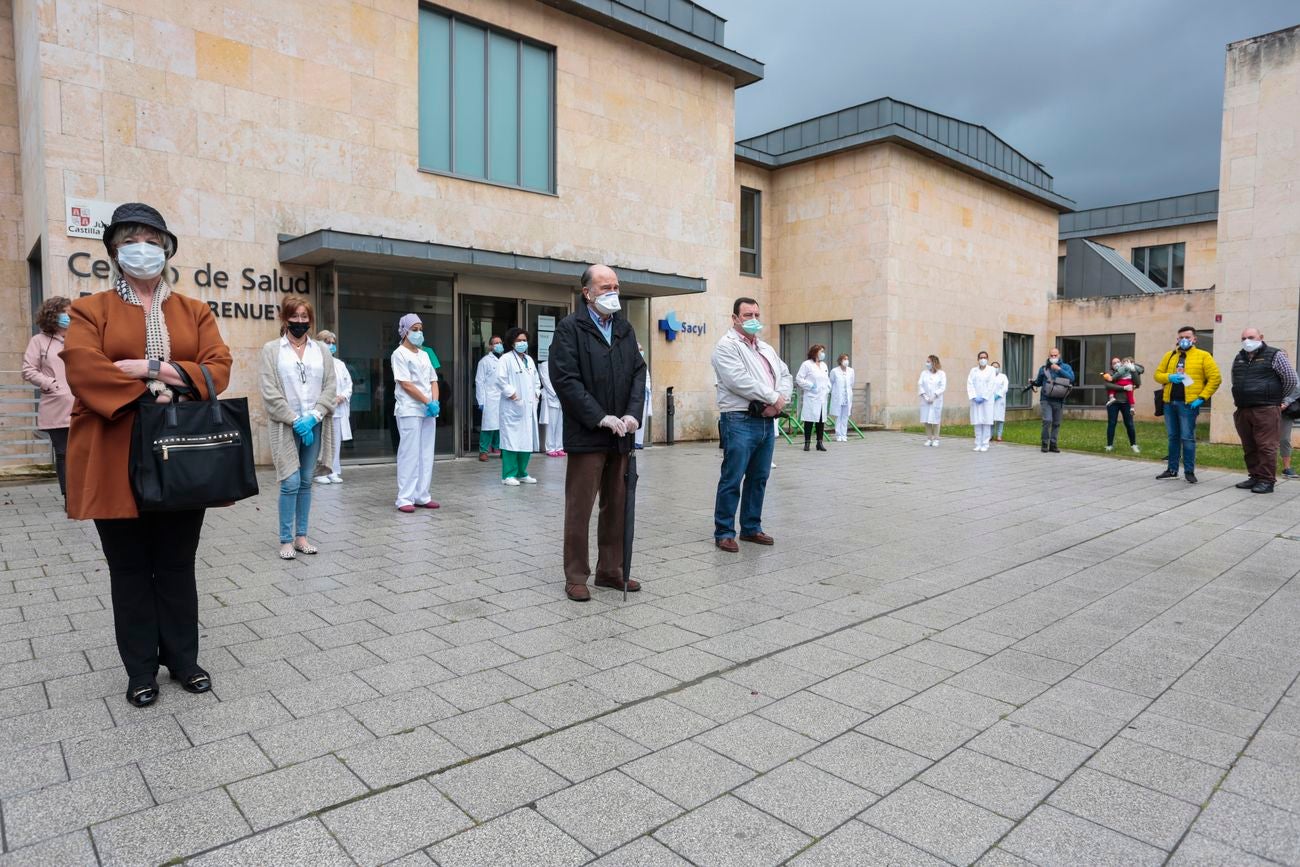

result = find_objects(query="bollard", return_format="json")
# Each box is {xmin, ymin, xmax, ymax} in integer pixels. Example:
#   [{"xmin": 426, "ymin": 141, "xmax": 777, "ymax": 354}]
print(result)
[{"xmin": 666, "ymin": 386, "xmax": 675, "ymax": 445}]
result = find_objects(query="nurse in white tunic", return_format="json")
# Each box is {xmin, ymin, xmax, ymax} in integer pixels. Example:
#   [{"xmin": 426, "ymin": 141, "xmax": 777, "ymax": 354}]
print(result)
[
  {"xmin": 918, "ymin": 355, "xmax": 946, "ymax": 446},
  {"xmin": 314, "ymin": 330, "xmax": 352, "ymax": 484},
  {"xmin": 635, "ymin": 343, "xmax": 651, "ymax": 449},
  {"xmin": 795, "ymin": 344, "xmax": 832, "ymax": 451},
  {"xmin": 991, "ymin": 360, "xmax": 1009, "ymax": 442},
  {"xmin": 497, "ymin": 327, "xmax": 542, "ymax": 486},
  {"xmin": 392, "ymin": 314, "xmax": 440, "ymax": 511},
  {"xmin": 475, "ymin": 337, "xmax": 503, "ymax": 460},
  {"xmin": 829, "ymin": 353, "xmax": 855, "ymax": 441},
  {"xmin": 968, "ymin": 351, "xmax": 997, "ymax": 452},
  {"xmin": 539, "ymin": 358, "xmax": 565, "ymax": 456}
]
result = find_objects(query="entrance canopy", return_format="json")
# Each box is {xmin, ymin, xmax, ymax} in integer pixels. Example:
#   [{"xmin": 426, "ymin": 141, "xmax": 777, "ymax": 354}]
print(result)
[{"xmin": 278, "ymin": 230, "xmax": 707, "ymax": 298}]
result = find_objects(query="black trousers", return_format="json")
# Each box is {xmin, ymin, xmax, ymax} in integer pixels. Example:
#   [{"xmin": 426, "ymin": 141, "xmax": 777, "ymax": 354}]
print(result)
[
  {"xmin": 803, "ymin": 420, "xmax": 825, "ymax": 445},
  {"xmin": 43, "ymin": 427, "xmax": 68, "ymax": 495},
  {"xmin": 94, "ymin": 510, "xmax": 206, "ymax": 682}
]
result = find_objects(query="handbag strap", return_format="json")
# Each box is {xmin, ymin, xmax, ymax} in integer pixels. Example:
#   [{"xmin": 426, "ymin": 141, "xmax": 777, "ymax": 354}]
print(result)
[{"xmin": 167, "ymin": 362, "xmax": 223, "ymax": 425}]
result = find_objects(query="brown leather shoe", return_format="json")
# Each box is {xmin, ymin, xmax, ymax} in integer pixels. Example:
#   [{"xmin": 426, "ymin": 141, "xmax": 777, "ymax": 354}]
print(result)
[
  {"xmin": 740, "ymin": 532, "xmax": 775, "ymax": 545},
  {"xmin": 478, "ymin": 453, "xmax": 489, "ymax": 462},
  {"xmin": 716, "ymin": 538, "xmax": 739, "ymax": 553},
  {"xmin": 595, "ymin": 576, "xmax": 641, "ymax": 592},
  {"xmin": 565, "ymin": 584, "xmax": 591, "ymax": 602}
]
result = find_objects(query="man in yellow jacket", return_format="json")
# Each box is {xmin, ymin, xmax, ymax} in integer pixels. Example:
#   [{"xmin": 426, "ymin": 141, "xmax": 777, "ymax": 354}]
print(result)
[{"xmin": 1153, "ymin": 325, "xmax": 1222, "ymax": 484}]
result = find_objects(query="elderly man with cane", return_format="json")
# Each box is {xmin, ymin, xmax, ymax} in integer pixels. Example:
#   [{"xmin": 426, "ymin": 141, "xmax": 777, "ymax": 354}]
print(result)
[{"xmin": 549, "ymin": 265, "xmax": 647, "ymax": 602}]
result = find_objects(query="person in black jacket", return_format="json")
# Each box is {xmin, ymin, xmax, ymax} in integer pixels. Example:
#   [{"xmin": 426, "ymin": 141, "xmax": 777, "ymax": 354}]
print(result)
[
  {"xmin": 1231, "ymin": 326, "xmax": 1298, "ymax": 494},
  {"xmin": 549, "ymin": 265, "xmax": 647, "ymax": 601}
]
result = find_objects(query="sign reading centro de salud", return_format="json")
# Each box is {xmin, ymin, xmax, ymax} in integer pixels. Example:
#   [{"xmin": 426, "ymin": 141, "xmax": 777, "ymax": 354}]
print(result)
[{"xmin": 64, "ymin": 197, "xmax": 311, "ymax": 319}]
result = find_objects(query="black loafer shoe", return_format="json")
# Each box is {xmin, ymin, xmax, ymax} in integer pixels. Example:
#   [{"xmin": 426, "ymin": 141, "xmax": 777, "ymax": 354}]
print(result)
[
  {"xmin": 1252, "ymin": 481, "xmax": 1275, "ymax": 493},
  {"xmin": 1156, "ymin": 469, "xmax": 1178, "ymax": 480},
  {"xmin": 174, "ymin": 668, "xmax": 212, "ymax": 694},
  {"xmin": 1041, "ymin": 444, "xmax": 1049, "ymax": 453},
  {"xmin": 126, "ymin": 681, "xmax": 158, "ymax": 708},
  {"xmin": 1185, "ymin": 473, "xmax": 1198, "ymax": 484},
  {"xmin": 1235, "ymin": 478, "xmax": 1257, "ymax": 489},
  {"xmin": 1048, "ymin": 445, "xmax": 1061, "ymax": 453}
]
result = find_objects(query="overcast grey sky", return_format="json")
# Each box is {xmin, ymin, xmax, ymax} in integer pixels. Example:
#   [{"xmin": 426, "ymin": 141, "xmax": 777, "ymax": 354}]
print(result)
[{"xmin": 707, "ymin": 0, "xmax": 1297, "ymax": 209}]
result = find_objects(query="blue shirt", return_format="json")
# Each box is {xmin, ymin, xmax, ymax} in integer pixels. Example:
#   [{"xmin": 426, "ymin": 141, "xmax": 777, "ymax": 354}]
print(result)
[{"xmin": 588, "ymin": 306, "xmax": 613, "ymax": 345}]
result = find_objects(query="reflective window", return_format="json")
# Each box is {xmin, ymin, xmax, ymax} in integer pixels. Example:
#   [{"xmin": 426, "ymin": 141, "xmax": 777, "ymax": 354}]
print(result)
[
  {"xmin": 740, "ymin": 187, "xmax": 761, "ymax": 276},
  {"xmin": 1131, "ymin": 243, "xmax": 1185, "ymax": 289}
]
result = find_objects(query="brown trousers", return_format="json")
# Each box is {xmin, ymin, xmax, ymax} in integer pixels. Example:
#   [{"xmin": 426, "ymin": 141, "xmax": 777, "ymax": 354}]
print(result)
[
  {"xmin": 1235, "ymin": 404, "xmax": 1281, "ymax": 484},
  {"xmin": 563, "ymin": 451, "xmax": 628, "ymax": 586}
]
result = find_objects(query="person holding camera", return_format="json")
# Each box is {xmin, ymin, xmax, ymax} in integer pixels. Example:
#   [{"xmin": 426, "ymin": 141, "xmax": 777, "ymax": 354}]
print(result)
[
  {"xmin": 1028, "ymin": 348, "xmax": 1075, "ymax": 453},
  {"xmin": 1154, "ymin": 325, "xmax": 1221, "ymax": 484},
  {"xmin": 711, "ymin": 297, "xmax": 792, "ymax": 553}
]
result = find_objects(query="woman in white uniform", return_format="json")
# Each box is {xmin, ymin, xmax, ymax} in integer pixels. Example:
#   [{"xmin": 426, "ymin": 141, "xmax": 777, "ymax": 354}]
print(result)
[
  {"xmin": 474, "ymin": 337, "xmax": 503, "ymax": 461},
  {"xmin": 796, "ymin": 343, "xmax": 832, "ymax": 452},
  {"xmin": 315, "ymin": 330, "xmax": 352, "ymax": 484},
  {"xmin": 497, "ymin": 327, "xmax": 541, "ymax": 486},
  {"xmin": 991, "ymin": 360, "xmax": 1009, "ymax": 443},
  {"xmin": 918, "ymin": 354, "xmax": 946, "ymax": 446},
  {"xmin": 967, "ymin": 350, "xmax": 997, "ymax": 452},
  {"xmin": 635, "ymin": 343, "xmax": 651, "ymax": 449},
  {"xmin": 829, "ymin": 353, "xmax": 855, "ymax": 442},
  {"xmin": 391, "ymin": 313, "xmax": 440, "ymax": 512},
  {"xmin": 539, "ymin": 358, "xmax": 565, "ymax": 457}
]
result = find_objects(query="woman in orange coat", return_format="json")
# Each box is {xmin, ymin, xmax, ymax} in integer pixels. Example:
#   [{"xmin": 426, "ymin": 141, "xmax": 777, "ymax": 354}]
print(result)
[{"xmin": 62, "ymin": 203, "xmax": 232, "ymax": 708}]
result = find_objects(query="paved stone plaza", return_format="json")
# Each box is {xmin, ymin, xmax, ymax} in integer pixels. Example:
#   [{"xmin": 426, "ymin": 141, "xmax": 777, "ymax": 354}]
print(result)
[{"xmin": 1, "ymin": 433, "xmax": 1298, "ymax": 866}]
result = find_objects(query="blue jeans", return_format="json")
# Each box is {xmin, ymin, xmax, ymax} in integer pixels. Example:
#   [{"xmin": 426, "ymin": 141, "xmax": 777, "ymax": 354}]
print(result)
[
  {"xmin": 714, "ymin": 412, "xmax": 776, "ymax": 541},
  {"xmin": 279, "ymin": 431, "xmax": 322, "ymax": 543},
  {"xmin": 1164, "ymin": 401, "xmax": 1200, "ymax": 473}
]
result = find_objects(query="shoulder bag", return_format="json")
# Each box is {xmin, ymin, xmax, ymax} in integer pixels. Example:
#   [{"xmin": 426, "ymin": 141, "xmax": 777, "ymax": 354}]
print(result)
[{"xmin": 130, "ymin": 363, "xmax": 259, "ymax": 511}]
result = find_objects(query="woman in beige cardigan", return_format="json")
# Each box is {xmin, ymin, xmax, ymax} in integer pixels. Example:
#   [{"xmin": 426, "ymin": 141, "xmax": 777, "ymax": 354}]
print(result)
[{"xmin": 259, "ymin": 297, "xmax": 336, "ymax": 560}]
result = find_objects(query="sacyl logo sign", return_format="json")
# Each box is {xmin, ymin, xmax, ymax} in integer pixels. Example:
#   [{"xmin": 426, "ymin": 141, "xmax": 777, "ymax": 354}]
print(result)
[{"xmin": 658, "ymin": 311, "xmax": 706, "ymax": 342}]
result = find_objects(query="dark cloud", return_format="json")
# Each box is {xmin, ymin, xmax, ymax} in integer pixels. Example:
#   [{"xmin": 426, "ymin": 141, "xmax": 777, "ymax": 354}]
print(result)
[{"xmin": 708, "ymin": 0, "xmax": 1297, "ymax": 209}]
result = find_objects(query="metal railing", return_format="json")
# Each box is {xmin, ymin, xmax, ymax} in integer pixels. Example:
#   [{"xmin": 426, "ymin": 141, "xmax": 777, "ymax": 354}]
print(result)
[{"xmin": 0, "ymin": 375, "xmax": 52, "ymax": 467}]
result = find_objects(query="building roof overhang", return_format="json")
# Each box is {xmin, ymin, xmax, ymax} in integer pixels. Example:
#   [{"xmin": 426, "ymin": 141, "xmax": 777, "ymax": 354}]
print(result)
[
  {"xmin": 537, "ymin": 0, "xmax": 763, "ymax": 87},
  {"xmin": 1058, "ymin": 190, "xmax": 1218, "ymax": 239},
  {"xmin": 277, "ymin": 230, "xmax": 707, "ymax": 298}
]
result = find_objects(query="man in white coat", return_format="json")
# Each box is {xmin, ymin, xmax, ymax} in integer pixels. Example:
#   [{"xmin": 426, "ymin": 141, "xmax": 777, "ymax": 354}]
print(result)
[
  {"xmin": 829, "ymin": 353, "xmax": 855, "ymax": 442},
  {"xmin": 968, "ymin": 351, "xmax": 998, "ymax": 452},
  {"xmin": 991, "ymin": 360, "xmax": 1009, "ymax": 442},
  {"xmin": 634, "ymin": 343, "xmax": 651, "ymax": 449},
  {"xmin": 475, "ymin": 336, "xmax": 503, "ymax": 461},
  {"xmin": 539, "ymin": 358, "xmax": 565, "ymax": 456}
]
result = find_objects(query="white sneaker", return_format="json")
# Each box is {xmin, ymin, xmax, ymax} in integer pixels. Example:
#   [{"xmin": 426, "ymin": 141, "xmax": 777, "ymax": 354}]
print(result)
[
  {"xmin": 519, "ymin": 475, "xmax": 538, "ymax": 484},
  {"xmin": 931, "ymin": 440, "xmax": 939, "ymax": 447},
  {"xmin": 502, "ymin": 477, "xmax": 521, "ymax": 486},
  {"xmin": 314, "ymin": 475, "xmax": 332, "ymax": 484},
  {"xmin": 973, "ymin": 445, "xmax": 982, "ymax": 451},
  {"xmin": 924, "ymin": 439, "xmax": 932, "ymax": 447},
  {"xmin": 329, "ymin": 473, "xmax": 343, "ymax": 483},
  {"xmin": 1104, "ymin": 445, "xmax": 1114, "ymax": 452},
  {"xmin": 1132, "ymin": 445, "xmax": 1141, "ymax": 454},
  {"xmin": 980, "ymin": 445, "xmax": 989, "ymax": 452}
]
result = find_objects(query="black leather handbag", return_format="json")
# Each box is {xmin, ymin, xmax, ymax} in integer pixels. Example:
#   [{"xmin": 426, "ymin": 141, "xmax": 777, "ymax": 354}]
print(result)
[{"xmin": 130, "ymin": 363, "xmax": 259, "ymax": 511}]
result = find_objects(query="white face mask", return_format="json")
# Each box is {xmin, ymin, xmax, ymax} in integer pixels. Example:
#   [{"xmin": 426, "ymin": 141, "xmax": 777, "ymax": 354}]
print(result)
[
  {"xmin": 924, "ymin": 362, "xmax": 932, "ymax": 370},
  {"xmin": 117, "ymin": 242, "xmax": 167, "ymax": 280},
  {"xmin": 1242, "ymin": 339, "xmax": 1263, "ymax": 353},
  {"xmin": 978, "ymin": 358, "xmax": 988, "ymax": 368},
  {"xmin": 840, "ymin": 359, "xmax": 848, "ymax": 368},
  {"xmin": 592, "ymin": 292, "xmax": 620, "ymax": 316}
]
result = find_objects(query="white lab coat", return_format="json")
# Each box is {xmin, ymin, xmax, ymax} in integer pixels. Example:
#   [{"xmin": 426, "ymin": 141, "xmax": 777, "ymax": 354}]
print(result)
[
  {"xmin": 497, "ymin": 349, "xmax": 541, "ymax": 452},
  {"xmin": 635, "ymin": 366, "xmax": 652, "ymax": 447},
  {"xmin": 796, "ymin": 359, "xmax": 831, "ymax": 422},
  {"xmin": 968, "ymin": 365, "xmax": 998, "ymax": 425},
  {"xmin": 829, "ymin": 365, "xmax": 855, "ymax": 414},
  {"xmin": 992, "ymin": 371, "xmax": 1009, "ymax": 422},
  {"xmin": 475, "ymin": 353, "xmax": 502, "ymax": 431},
  {"xmin": 332, "ymin": 358, "xmax": 353, "ymax": 441},
  {"xmin": 918, "ymin": 369, "xmax": 946, "ymax": 423},
  {"xmin": 538, "ymin": 359, "xmax": 562, "ymax": 426}
]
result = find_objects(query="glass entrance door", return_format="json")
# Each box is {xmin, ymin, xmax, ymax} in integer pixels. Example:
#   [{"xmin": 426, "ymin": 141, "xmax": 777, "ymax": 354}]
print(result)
[
  {"xmin": 337, "ymin": 269, "xmax": 454, "ymax": 461},
  {"xmin": 461, "ymin": 296, "xmax": 518, "ymax": 455}
]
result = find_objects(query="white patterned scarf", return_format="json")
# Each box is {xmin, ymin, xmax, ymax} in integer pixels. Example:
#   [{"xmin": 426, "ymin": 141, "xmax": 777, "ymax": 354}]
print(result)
[{"xmin": 115, "ymin": 276, "xmax": 173, "ymax": 398}]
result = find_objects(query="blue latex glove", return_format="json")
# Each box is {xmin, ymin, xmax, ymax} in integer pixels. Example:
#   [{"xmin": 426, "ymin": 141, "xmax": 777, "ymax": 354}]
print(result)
[
  {"xmin": 292, "ymin": 416, "xmax": 316, "ymax": 438},
  {"xmin": 994, "ymin": 394, "xmax": 1003, "ymax": 401},
  {"xmin": 299, "ymin": 427, "xmax": 315, "ymax": 448},
  {"xmin": 426, "ymin": 400, "xmax": 441, "ymax": 417},
  {"xmin": 1189, "ymin": 398, "xmax": 1204, "ymax": 409},
  {"xmin": 972, "ymin": 396, "xmax": 985, "ymax": 404},
  {"xmin": 1168, "ymin": 373, "xmax": 1184, "ymax": 384}
]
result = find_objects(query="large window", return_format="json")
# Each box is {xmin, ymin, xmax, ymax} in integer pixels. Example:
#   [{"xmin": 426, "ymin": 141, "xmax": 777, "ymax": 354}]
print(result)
[
  {"xmin": 740, "ymin": 187, "xmax": 761, "ymax": 276},
  {"xmin": 418, "ymin": 7, "xmax": 554, "ymax": 192},
  {"xmin": 1056, "ymin": 333, "xmax": 1136, "ymax": 407},
  {"xmin": 1132, "ymin": 243, "xmax": 1185, "ymax": 289},
  {"xmin": 1002, "ymin": 332, "xmax": 1034, "ymax": 408},
  {"xmin": 778, "ymin": 320, "xmax": 852, "ymax": 384},
  {"xmin": 1056, "ymin": 256, "xmax": 1066, "ymax": 297}
]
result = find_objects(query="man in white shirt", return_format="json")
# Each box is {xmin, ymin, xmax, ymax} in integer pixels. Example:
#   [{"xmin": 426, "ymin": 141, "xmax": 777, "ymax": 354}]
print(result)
[
  {"xmin": 711, "ymin": 297, "xmax": 792, "ymax": 552},
  {"xmin": 475, "ymin": 336, "xmax": 503, "ymax": 461}
]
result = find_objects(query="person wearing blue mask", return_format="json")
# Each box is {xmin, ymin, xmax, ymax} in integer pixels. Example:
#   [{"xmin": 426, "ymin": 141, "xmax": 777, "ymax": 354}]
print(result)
[
  {"xmin": 475, "ymin": 335, "xmax": 504, "ymax": 461},
  {"xmin": 314, "ymin": 330, "xmax": 352, "ymax": 485},
  {"xmin": 1154, "ymin": 325, "xmax": 1221, "ymax": 484},
  {"xmin": 22, "ymin": 296, "xmax": 75, "ymax": 496},
  {"xmin": 392, "ymin": 313, "xmax": 440, "ymax": 512},
  {"xmin": 497, "ymin": 327, "xmax": 542, "ymax": 485},
  {"xmin": 260, "ymin": 297, "xmax": 337, "ymax": 559}
]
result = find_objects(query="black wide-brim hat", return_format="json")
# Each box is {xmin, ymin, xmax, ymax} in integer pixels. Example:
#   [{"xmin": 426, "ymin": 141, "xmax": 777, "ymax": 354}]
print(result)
[{"xmin": 102, "ymin": 202, "xmax": 178, "ymax": 257}]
